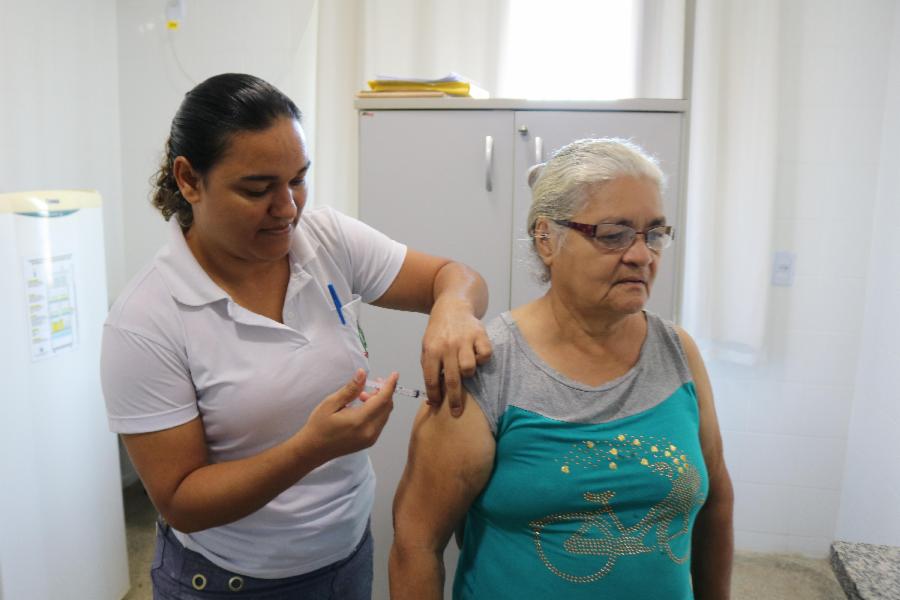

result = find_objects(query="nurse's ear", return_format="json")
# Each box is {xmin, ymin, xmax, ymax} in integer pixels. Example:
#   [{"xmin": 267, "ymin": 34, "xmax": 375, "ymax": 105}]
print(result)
[{"xmin": 173, "ymin": 156, "xmax": 203, "ymax": 205}]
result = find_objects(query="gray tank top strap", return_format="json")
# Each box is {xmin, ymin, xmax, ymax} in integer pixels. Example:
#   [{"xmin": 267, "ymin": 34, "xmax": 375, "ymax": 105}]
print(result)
[{"xmin": 463, "ymin": 311, "xmax": 694, "ymax": 434}]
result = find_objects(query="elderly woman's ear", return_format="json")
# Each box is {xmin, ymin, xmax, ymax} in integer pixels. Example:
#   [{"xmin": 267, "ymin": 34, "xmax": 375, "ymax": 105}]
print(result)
[{"xmin": 533, "ymin": 219, "xmax": 556, "ymax": 266}]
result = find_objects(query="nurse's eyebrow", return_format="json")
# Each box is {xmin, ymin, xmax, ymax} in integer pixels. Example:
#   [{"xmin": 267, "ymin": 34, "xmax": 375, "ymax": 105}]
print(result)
[
  {"xmin": 239, "ymin": 162, "xmax": 312, "ymax": 182},
  {"xmin": 240, "ymin": 174, "xmax": 278, "ymax": 181}
]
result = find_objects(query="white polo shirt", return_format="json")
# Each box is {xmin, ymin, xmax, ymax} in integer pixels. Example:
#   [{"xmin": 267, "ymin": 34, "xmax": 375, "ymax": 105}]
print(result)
[{"xmin": 101, "ymin": 206, "xmax": 406, "ymax": 578}]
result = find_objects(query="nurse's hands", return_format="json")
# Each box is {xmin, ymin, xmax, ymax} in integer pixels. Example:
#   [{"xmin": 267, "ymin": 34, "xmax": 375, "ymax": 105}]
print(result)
[
  {"xmin": 300, "ymin": 369, "xmax": 397, "ymax": 462},
  {"xmin": 369, "ymin": 249, "xmax": 491, "ymax": 417},
  {"xmin": 421, "ymin": 297, "xmax": 492, "ymax": 417}
]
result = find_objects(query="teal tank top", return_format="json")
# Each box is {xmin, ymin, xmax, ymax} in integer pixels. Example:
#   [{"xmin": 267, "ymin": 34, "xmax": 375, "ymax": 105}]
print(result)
[{"xmin": 455, "ymin": 312, "xmax": 709, "ymax": 599}]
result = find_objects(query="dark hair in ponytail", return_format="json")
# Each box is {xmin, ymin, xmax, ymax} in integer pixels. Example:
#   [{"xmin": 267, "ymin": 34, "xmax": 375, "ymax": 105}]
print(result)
[{"xmin": 151, "ymin": 73, "xmax": 302, "ymax": 227}]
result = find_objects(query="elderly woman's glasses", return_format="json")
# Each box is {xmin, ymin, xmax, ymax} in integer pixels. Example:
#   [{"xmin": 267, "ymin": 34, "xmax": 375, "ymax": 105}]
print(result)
[{"xmin": 552, "ymin": 220, "xmax": 674, "ymax": 253}]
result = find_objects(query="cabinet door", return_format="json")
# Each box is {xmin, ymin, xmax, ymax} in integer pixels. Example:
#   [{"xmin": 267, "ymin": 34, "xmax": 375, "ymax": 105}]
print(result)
[
  {"xmin": 358, "ymin": 109, "xmax": 514, "ymax": 600},
  {"xmin": 511, "ymin": 111, "xmax": 684, "ymax": 320}
]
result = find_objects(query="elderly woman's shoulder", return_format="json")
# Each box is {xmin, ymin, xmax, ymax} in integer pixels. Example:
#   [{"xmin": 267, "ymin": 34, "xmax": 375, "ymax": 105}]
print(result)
[
  {"xmin": 484, "ymin": 312, "xmax": 517, "ymax": 345},
  {"xmin": 662, "ymin": 318, "xmax": 699, "ymax": 355},
  {"xmin": 476, "ymin": 313, "xmax": 521, "ymax": 372},
  {"xmin": 649, "ymin": 313, "xmax": 704, "ymax": 367},
  {"xmin": 645, "ymin": 311, "xmax": 685, "ymax": 341},
  {"xmin": 639, "ymin": 311, "xmax": 700, "ymax": 362}
]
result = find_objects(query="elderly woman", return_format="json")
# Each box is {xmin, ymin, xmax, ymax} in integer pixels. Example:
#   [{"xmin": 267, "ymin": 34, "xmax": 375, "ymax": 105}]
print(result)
[{"xmin": 390, "ymin": 138, "xmax": 734, "ymax": 599}]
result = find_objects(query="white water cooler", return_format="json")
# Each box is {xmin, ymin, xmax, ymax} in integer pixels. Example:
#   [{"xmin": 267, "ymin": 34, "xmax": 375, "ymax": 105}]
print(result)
[{"xmin": 0, "ymin": 190, "xmax": 129, "ymax": 600}]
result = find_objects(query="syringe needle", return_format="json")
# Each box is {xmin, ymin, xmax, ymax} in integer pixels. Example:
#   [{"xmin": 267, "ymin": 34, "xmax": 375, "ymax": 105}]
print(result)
[{"xmin": 365, "ymin": 378, "xmax": 424, "ymax": 399}]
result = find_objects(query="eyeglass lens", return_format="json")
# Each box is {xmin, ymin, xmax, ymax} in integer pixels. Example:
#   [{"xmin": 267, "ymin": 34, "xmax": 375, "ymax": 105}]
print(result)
[{"xmin": 594, "ymin": 224, "xmax": 672, "ymax": 251}]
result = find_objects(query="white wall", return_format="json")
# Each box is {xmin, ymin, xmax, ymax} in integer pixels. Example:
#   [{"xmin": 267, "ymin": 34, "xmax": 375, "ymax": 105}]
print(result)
[
  {"xmin": 115, "ymin": 0, "xmax": 317, "ymax": 285},
  {"xmin": 835, "ymin": 2, "xmax": 900, "ymax": 546},
  {"xmin": 714, "ymin": 0, "xmax": 899, "ymax": 556},
  {"xmin": 0, "ymin": 0, "xmax": 126, "ymax": 298}
]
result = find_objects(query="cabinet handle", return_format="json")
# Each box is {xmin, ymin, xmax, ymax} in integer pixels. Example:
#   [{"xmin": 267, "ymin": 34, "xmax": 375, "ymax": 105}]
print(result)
[
  {"xmin": 485, "ymin": 135, "xmax": 494, "ymax": 192},
  {"xmin": 534, "ymin": 136, "xmax": 544, "ymax": 164}
]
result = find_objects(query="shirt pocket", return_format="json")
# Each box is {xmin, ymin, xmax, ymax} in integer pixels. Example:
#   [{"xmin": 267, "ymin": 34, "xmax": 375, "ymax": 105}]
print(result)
[{"xmin": 338, "ymin": 295, "xmax": 370, "ymax": 363}]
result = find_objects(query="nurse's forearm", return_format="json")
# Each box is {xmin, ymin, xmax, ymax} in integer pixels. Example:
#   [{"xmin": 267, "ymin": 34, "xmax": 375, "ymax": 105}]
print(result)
[
  {"xmin": 422, "ymin": 262, "xmax": 492, "ymax": 410},
  {"xmin": 131, "ymin": 371, "xmax": 392, "ymax": 533},
  {"xmin": 431, "ymin": 262, "xmax": 488, "ymax": 318},
  {"xmin": 159, "ymin": 432, "xmax": 331, "ymax": 533}
]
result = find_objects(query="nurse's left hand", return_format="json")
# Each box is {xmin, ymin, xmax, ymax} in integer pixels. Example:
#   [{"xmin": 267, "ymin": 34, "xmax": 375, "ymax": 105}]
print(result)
[{"xmin": 420, "ymin": 297, "xmax": 492, "ymax": 417}]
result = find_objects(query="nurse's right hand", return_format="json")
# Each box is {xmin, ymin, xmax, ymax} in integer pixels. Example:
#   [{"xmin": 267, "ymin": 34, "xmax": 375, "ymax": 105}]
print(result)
[{"xmin": 299, "ymin": 369, "xmax": 397, "ymax": 462}]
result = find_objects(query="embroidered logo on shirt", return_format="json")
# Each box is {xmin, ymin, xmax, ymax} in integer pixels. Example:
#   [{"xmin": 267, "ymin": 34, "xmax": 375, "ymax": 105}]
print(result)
[{"xmin": 529, "ymin": 433, "xmax": 706, "ymax": 583}]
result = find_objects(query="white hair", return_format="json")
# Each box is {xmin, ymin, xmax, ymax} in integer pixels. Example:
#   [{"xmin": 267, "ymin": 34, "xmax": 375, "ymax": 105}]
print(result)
[{"xmin": 525, "ymin": 138, "xmax": 666, "ymax": 282}]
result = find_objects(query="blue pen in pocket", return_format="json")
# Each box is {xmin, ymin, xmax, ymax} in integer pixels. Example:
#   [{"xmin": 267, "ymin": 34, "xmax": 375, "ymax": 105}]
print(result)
[
  {"xmin": 327, "ymin": 283, "xmax": 346, "ymax": 325},
  {"xmin": 328, "ymin": 282, "xmax": 369, "ymax": 357}
]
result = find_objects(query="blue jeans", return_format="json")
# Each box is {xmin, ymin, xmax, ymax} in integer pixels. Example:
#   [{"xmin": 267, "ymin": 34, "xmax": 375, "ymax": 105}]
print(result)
[{"xmin": 151, "ymin": 520, "xmax": 373, "ymax": 599}]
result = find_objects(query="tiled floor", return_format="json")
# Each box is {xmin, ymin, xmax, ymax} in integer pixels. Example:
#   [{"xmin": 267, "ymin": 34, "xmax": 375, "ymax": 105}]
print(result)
[
  {"xmin": 122, "ymin": 483, "xmax": 157, "ymax": 600},
  {"xmin": 121, "ymin": 483, "xmax": 846, "ymax": 599},
  {"xmin": 731, "ymin": 552, "xmax": 845, "ymax": 599}
]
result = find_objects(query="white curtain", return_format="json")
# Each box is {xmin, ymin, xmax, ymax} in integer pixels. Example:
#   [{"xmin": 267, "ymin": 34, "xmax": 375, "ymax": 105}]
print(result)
[
  {"xmin": 680, "ymin": 0, "xmax": 780, "ymax": 364},
  {"xmin": 634, "ymin": 0, "xmax": 686, "ymax": 98}
]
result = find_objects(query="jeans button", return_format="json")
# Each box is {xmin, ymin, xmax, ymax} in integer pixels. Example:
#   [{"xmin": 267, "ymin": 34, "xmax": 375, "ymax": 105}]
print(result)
[
  {"xmin": 191, "ymin": 573, "xmax": 207, "ymax": 590},
  {"xmin": 228, "ymin": 575, "xmax": 245, "ymax": 592}
]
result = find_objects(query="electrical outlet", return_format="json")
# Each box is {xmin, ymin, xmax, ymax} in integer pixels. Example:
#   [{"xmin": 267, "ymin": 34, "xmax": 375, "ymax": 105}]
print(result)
[{"xmin": 772, "ymin": 251, "xmax": 796, "ymax": 287}]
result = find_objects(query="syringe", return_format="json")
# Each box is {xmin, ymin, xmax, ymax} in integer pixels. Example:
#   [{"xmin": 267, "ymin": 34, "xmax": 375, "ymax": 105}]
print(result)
[{"xmin": 365, "ymin": 379, "xmax": 424, "ymax": 399}]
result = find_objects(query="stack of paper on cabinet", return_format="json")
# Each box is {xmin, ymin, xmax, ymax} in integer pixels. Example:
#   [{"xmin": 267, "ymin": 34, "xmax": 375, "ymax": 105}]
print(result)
[{"xmin": 357, "ymin": 73, "xmax": 489, "ymax": 98}]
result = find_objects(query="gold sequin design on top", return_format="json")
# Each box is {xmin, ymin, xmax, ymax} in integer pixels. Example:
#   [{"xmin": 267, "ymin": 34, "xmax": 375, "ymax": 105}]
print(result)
[{"xmin": 534, "ymin": 433, "xmax": 706, "ymax": 583}]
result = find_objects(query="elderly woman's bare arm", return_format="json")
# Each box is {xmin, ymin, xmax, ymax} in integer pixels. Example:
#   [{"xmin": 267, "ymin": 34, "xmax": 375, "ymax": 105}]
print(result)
[
  {"xmin": 390, "ymin": 392, "xmax": 495, "ymax": 600},
  {"xmin": 678, "ymin": 327, "xmax": 734, "ymax": 599}
]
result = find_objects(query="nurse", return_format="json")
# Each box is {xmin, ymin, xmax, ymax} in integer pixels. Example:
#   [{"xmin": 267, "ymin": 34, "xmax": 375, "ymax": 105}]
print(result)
[{"xmin": 101, "ymin": 73, "xmax": 491, "ymax": 599}]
